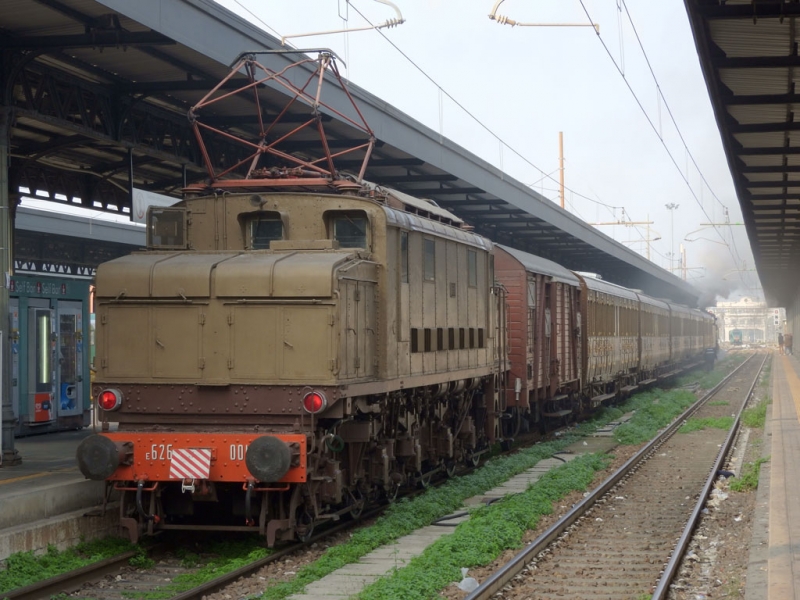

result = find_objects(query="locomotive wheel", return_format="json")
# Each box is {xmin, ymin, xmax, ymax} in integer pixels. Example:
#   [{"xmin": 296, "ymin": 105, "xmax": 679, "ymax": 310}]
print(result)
[
  {"xmin": 467, "ymin": 452, "xmax": 480, "ymax": 467},
  {"xmin": 296, "ymin": 512, "xmax": 315, "ymax": 543},
  {"xmin": 445, "ymin": 460, "xmax": 457, "ymax": 478},
  {"xmin": 412, "ymin": 471, "xmax": 432, "ymax": 489},
  {"xmin": 386, "ymin": 482, "xmax": 401, "ymax": 503},
  {"xmin": 348, "ymin": 497, "xmax": 365, "ymax": 519}
]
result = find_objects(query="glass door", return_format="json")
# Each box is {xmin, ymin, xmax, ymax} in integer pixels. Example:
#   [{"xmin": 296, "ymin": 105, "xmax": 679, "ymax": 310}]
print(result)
[
  {"xmin": 27, "ymin": 301, "xmax": 55, "ymax": 424},
  {"xmin": 57, "ymin": 302, "xmax": 83, "ymax": 417}
]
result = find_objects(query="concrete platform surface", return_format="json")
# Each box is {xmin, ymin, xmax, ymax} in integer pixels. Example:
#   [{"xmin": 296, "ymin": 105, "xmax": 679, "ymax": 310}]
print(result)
[
  {"xmin": 760, "ymin": 353, "xmax": 800, "ymax": 599},
  {"xmin": 0, "ymin": 428, "xmax": 120, "ymax": 560}
]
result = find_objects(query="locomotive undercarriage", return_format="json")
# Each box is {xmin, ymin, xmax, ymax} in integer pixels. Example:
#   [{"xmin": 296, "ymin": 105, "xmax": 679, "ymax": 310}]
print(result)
[{"xmin": 112, "ymin": 379, "xmax": 493, "ymax": 546}]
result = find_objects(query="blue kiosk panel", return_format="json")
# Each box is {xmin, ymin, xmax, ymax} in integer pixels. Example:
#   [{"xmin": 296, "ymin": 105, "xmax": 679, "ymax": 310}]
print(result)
[{"xmin": 9, "ymin": 275, "xmax": 91, "ymax": 436}]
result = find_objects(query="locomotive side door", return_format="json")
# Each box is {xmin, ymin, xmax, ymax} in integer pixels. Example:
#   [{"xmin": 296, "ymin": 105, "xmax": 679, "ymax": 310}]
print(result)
[
  {"xmin": 27, "ymin": 299, "xmax": 55, "ymax": 425},
  {"xmin": 56, "ymin": 301, "xmax": 83, "ymax": 417}
]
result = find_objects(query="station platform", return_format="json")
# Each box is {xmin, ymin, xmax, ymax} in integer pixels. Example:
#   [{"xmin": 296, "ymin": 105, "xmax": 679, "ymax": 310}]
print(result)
[
  {"xmin": 0, "ymin": 428, "xmax": 119, "ymax": 561},
  {"xmin": 746, "ymin": 352, "xmax": 800, "ymax": 599}
]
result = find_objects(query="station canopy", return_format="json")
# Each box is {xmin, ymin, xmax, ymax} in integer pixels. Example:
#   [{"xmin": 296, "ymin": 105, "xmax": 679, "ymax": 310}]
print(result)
[
  {"xmin": 0, "ymin": 0, "xmax": 699, "ymax": 305},
  {"xmin": 685, "ymin": 0, "xmax": 800, "ymax": 306}
]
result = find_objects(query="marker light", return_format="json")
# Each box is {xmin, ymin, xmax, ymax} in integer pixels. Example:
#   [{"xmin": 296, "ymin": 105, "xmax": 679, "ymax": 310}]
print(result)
[
  {"xmin": 98, "ymin": 388, "xmax": 123, "ymax": 411},
  {"xmin": 302, "ymin": 391, "xmax": 327, "ymax": 414}
]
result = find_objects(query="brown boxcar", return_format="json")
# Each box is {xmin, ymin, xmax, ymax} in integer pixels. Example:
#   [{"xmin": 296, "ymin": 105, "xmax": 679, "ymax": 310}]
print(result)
[
  {"xmin": 636, "ymin": 293, "xmax": 671, "ymax": 383},
  {"xmin": 494, "ymin": 245, "xmax": 582, "ymax": 426},
  {"xmin": 575, "ymin": 274, "xmax": 640, "ymax": 405}
]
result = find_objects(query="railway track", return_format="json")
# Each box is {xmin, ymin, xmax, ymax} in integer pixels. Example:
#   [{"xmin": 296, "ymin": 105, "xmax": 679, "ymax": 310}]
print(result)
[
  {"xmin": 5, "ymin": 457, "xmax": 484, "ymax": 600},
  {"xmin": 4, "ymin": 359, "xmax": 750, "ymax": 600},
  {"xmin": 465, "ymin": 352, "xmax": 767, "ymax": 600},
  {"xmin": 3, "ymin": 508, "xmax": 377, "ymax": 600}
]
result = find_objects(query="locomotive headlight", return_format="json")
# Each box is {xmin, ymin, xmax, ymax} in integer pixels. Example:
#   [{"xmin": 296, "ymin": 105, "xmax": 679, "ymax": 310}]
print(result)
[
  {"xmin": 98, "ymin": 388, "xmax": 123, "ymax": 411},
  {"xmin": 302, "ymin": 391, "xmax": 327, "ymax": 414}
]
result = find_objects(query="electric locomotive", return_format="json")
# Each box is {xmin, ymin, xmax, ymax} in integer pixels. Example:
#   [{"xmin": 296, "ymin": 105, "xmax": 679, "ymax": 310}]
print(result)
[{"xmin": 76, "ymin": 52, "xmax": 502, "ymax": 545}]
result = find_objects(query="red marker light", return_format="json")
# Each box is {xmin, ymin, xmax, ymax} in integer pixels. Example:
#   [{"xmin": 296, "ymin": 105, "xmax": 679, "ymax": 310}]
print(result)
[
  {"xmin": 98, "ymin": 389, "xmax": 122, "ymax": 411},
  {"xmin": 302, "ymin": 391, "xmax": 327, "ymax": 414}
]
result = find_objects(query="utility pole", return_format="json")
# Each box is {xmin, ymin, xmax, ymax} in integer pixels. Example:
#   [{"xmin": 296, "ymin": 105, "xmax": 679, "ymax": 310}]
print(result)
[
  {"xmin": 665, "ymin": 203, "xmax": 680, "ymax": 274},
  {"xmin": 591, "ymin": 217, "xmax": 658, "ymax": 261},
  {"xmin": 559, "ymin": 131, "xmax": 565, "ymax": 209},
  {"xmin": 681, "ymin": 243, "xmax": 687, "ymax": 280}
]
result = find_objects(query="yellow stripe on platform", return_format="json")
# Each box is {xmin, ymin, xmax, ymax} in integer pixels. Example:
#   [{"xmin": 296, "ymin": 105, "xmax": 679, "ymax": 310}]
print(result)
[
  {"xmin": 782, "ymin": 355, "xmax": 800, "ymax": 423},
  {"xmin": 0, "ymin": 467, "xmax": 76, "ymax": 486}
]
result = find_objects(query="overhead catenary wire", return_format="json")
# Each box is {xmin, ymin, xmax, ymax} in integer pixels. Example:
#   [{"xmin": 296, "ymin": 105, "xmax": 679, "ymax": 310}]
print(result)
[
  {"xmin": 577, "ymin": 0, "xmax": 747, "ymax": 288},
  {"xmin": 618, "ymin": 0, "xmax": 745, "ymax": 267},
  {"xmin": 346, "ymin": 0, "xmax": 640, "ymax": 221}
]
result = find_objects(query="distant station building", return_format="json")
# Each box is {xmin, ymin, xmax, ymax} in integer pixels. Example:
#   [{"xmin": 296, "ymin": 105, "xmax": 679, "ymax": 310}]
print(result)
[{"xmin": 709, "ymin": 298, "xmax": 785, "ymax": 346}]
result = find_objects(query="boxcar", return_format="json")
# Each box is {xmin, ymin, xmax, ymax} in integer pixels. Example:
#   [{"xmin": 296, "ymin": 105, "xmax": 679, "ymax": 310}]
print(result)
[
  {"xmin": 636, "ymin": 293, "xmax": 671, "ymax": 384},
  {"xmin": 575, "ymin": 274, "xmax": 639, "ymax": 405},
  {"xmin": 494, "ymin": 245, "xmax": 582, "ymax": 425}
]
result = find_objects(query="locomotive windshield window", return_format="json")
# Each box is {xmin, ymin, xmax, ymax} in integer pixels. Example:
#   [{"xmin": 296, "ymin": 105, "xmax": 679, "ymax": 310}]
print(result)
[
  {"xmin": 249, "ymin": 216, "xmax": 283, "ymax": 249},
  {"xmin": 148, "ymin": 208, "xmax": 187, "ymax": 249},
  {"xmin": 423, "ymin": 238, "xmax": 435, "ymax": 281},
  {"xmin": 333, "ymin": 215, "xmax": 368, "ymax": 248}
]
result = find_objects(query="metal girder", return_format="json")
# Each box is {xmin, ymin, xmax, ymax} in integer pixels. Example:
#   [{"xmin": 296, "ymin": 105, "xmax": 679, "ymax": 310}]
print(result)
[
  {"xmin": 346, "ymin": 157, "xmax": 424, "ymax": 169},
  {"xmin": 725, "ymin": 93, "xmax": 800, "ymax": 105},
  {"xmin": 10, "ymin": 158, "xmax": 133, "ymax": 211},
  {"xmin": 714, "ymin": 55, "xmax": 800, "ymax": 69},
  {"xmin": 695, "ymin": 2, "xmax": 800, "ymax": 19},
  {"xmin": 457, "ymin": 208, "xmax": 528, "ymax": 216},
  {"xmin": 201, "ymin": 113, "xmax": 332, "ymax": 126},
  {"xmin": 737, "ymin": 147, "xmax": 800, "ymax": 155},
  {"xmin": 404, "ymin": 187, "xmax": 484, "ymax": 196},
  {"xmin": 731, "ymin": 121, "xmax": 800, "ymax": 134},
  {"xmin": 744, "ymin": 180, "xmax": 800, "ymax": 188},
  {"xmin": 743, "ymin": 165, "xmax": 800, "ymax": 173},
  {"xmin": 748, "ymin": 193, "xmax": 800, "ymax": 200},
  {"xmin": 433, "ymin": 198, "xmax": 508, "ymax": 206},
  {"xmin": 373, "ymin": 174, "xmax": 457, "ymax": 184},
  {"xmin": 0, "ymin": 31, "xmax": 175, "ymax": 50}
]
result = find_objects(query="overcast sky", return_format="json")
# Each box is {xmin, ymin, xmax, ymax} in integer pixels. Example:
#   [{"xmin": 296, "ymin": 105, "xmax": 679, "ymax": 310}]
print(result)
[{"xmin": 207, "ymin": 0, "xmax": 761, "ymax": 303}]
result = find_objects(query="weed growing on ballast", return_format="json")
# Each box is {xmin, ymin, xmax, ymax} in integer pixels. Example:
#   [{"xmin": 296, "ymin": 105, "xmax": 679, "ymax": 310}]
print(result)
[
  {"xmin": 129, "ymin": 538, "xmax": 270, "ymax": 599},
  {"xmin": 256, "ymin": 437, "xmax": 579, "ymax": 600},
  {"xmin": 742, "ymin": 401, "xmax": 768, "ymax": 429},
  {"xmin": 613, "ymin": 389, "xmax": 697, "ymax": 445},
  {"xmin": 679, "ymin": 417, "xmax": 734, "ymax": 434},
  {"xmin": 0, "ymin": 537, "xmax": 133, "ymax": 593},
  {"xmin": 356, "ymin": 453, "xmax": 610, "ymax": 600},
  {"xmin": 730, "ymin": 457, "xmax": 770, "ymax": 492}
]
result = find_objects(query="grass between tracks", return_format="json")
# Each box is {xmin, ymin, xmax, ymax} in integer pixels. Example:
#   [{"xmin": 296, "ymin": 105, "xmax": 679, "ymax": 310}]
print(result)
[
  {"xmin": 129, "ymin": 539, "xmax": 271, "ymax": 600},
  {"xmin": 0, "ymin": 537, "xmax": 134, "ymax": 593},
  {"xmin": 730, "ymin": 456, "xmax": 770, "ymax": 492},
  {"xmin": 355, "ymin": 453, "xmax": 610, "ymax": 600},
  {"xmin": 680, "ymin": 416, "xmax": 735, "ymax": 433},
  {"xmin": 254, "ymin": 436, "xmax": 579, "ymax": 600}
]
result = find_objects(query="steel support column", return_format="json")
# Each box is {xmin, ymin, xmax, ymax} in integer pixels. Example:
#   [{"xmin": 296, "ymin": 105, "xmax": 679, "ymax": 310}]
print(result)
[{"xmin": 0, "ymin": 106, "xmax": 19, "ymax": 466}]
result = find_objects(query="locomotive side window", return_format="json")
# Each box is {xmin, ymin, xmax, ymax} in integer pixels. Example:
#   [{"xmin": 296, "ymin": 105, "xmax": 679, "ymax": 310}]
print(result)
[
  {"xmin": 400, "ymin": 231, "xmax": 409, "ymax": 283},
  {"xmin": 467, "ymin": 249, "xmax": 477, "ymax": 287},
  {"xmin": 248, "ymin": 212, "xmax": 283, "ymax": 249},
  {"xmin": 423, "ymin": 238, "xmax": 435, "ymax": 281},
  {"xmin": 332, "ymin": 213, "xmax": 369, "ymax": 248}
]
